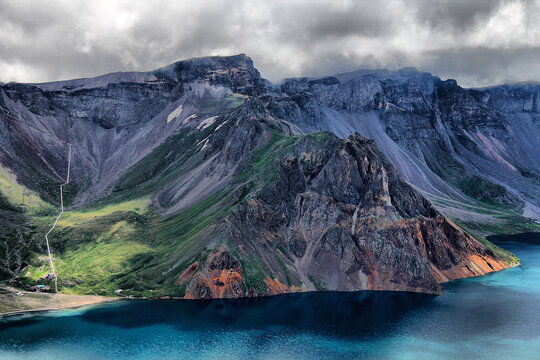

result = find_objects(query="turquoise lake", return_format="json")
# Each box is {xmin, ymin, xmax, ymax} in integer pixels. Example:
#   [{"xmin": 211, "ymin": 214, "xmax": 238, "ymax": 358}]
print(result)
[{"xmin": 0, "ymin": 232, "xmax": 539, "ymax": 359}]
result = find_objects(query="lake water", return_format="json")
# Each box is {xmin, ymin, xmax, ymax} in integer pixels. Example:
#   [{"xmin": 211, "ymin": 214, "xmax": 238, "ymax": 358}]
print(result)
[{"xmin": 0, "ymin": 232, "xmax": 539, "ymax": 359}]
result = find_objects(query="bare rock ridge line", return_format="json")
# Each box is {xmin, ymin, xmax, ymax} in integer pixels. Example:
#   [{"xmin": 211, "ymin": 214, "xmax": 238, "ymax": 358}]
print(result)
[{"xmin": 0, "ymin": 105, "xmax": 72, "ymax": 293}]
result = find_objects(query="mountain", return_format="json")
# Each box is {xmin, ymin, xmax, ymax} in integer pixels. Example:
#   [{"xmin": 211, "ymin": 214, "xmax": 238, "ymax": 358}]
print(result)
[{"xmin": 0, "ymin": 54, "xmax": 534, "ymax": 299}]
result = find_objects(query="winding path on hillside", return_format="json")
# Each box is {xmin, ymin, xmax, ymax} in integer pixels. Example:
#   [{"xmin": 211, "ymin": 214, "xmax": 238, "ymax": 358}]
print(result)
[{"xmin": 0, "ymin": 104, "xmax": 71, "ymax": 293}]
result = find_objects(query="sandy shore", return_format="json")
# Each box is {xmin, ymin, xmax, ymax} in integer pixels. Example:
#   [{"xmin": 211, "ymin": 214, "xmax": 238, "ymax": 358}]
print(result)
[{"xmin": 0, "ymin": 286, "xmax": 119, "ymax": 316}]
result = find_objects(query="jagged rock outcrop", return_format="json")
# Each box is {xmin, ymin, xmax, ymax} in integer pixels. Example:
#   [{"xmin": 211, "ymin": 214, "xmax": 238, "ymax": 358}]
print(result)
[{"xmin": 177, "ymin": 133, "xmax": 508, "ymax": 297}]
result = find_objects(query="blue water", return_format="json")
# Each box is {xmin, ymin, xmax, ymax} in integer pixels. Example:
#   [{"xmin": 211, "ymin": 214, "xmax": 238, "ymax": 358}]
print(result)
[{"xmin": 1, "ymin": 233, "xmax": 539, "ymax": 359}]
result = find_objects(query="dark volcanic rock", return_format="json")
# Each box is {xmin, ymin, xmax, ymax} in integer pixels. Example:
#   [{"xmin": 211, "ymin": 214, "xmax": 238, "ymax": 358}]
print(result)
[{"xmin": 180, "ymin": 132, "xmax": 509, "ymax": 298}]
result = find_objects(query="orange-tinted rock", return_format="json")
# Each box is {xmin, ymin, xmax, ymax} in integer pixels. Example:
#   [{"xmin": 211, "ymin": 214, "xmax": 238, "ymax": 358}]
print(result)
[
  {"xmin": 183, "ymin": 250, "xmax": 245, "ymax": 299},
  {"xmin": 175, "ymin": 261, "xmax": 199, "ymax": 285},
  {"xmin": 264, "ymin": 277, "xmax": 289, "ymax": 295},
  {"xmin": 210, "ymin": 269, "xmax": 243, "ymax": 298}
]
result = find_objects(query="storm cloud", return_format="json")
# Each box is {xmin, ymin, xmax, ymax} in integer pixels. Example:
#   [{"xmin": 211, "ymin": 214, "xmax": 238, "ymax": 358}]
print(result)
[{"xmin": 0, "ymin": 0, "xmax": 539, "ymax": 87}]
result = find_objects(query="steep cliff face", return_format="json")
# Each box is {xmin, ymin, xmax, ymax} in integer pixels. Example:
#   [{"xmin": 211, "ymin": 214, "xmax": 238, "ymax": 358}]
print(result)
[{"xmin": 0, "ymin": 55, "xmax": 530, "ymax": 299}]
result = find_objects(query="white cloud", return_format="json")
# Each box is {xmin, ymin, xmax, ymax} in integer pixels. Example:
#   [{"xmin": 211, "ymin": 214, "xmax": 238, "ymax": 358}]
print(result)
[{"xmin": 0, "ymin": 0, "xmax": 538, "ymax": 87}]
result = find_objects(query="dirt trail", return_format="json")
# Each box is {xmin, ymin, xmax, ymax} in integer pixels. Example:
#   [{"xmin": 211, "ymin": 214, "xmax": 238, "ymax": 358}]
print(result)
[{"xmin": 0, "ymin": 105, "xmax": 72, "ymax": 292}]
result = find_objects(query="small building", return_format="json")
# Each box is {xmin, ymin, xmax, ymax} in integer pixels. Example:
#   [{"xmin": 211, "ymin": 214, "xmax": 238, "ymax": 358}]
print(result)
[{"xmin": 32, "ymin": 285, "xmax": 51, "ymax": 292}]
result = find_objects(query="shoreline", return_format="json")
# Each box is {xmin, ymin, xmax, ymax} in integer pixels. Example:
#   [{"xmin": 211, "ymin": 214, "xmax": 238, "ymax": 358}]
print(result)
[
  {"xmin": 1, "ymin": 262, "xmax": 524, "ymax": 317},
  {"xmin": 0, "ymin": 286, "xmax": 119, "ymax": 317},
  {"xmin": 2, "ymin": 234, "xmax": 531, "ymax": 317},
  {"xmin": 0, "ymin": 297, "xmax": 120, "ymax": 318},
  {"xmin": 1, "ymin": 263, "xmax": 522, "ymax": 318},
  {"xmin": 0, "ymin": 270, "xmax": 510, "ymax": 317}
]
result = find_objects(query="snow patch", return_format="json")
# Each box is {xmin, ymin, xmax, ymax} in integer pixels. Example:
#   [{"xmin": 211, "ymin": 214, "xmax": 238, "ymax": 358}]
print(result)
[
  {"xmin": 182, "ymin": 114, "xmax": 198, "ymax": 124},
  {"xmin": 201, "ymin": 139, "xmax": 209, "ymax": 150},
  {"xmin": 197, "ymin": 116, "xmax": 218, "ymax": 130},
  {"xmin": 167, "ymin": 104, "xmax": 183, "ymax": 123},
  {"xmin": 215, "ymin": 120, "xmax": 228, "ymax": 131},
  {"xmin": 197, "ymin": 136, "xmax": 210, "ymax": 147}
]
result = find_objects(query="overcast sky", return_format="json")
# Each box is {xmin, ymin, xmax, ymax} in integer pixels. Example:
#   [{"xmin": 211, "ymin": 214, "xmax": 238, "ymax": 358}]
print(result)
[{"xmin": 1, "ymin": 0, "xmax": 539, "ymax": 87}]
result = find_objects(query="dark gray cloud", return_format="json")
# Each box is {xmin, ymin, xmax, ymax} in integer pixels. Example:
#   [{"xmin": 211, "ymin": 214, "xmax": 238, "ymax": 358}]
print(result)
[
  {"xmin": 424, "ymin": 46, "xmax": 540, "ymax": 86},
  {"xmin": 415, "ymin": 0, "xmax": 504, "ymax": 32},
  {"xmin": 269, "ymin": 1, "xmax": 395, "ymax": 41},
  {"xmin": 0, "ymin": 0, "xmax": 539, "ymax": 87}
]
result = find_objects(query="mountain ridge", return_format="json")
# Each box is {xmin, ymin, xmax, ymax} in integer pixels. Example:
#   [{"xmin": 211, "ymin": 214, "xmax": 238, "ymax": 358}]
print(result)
[{"xmin": 0, "ymin": 54, "xmax": 535, "ymax": 299}]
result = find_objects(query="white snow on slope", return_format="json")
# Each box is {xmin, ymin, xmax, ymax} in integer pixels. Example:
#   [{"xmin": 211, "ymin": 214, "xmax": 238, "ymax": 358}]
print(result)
[
  {"xmin": 167, "ymin": 104, "xmax": 183, "ymax": 123},
  {"xmin": 182, "ymin": 114, "xmax": 198, "ymax": 124},
  {"xmin": 197, "ymin": 116, "xmax": 218, "ymax": 130}
]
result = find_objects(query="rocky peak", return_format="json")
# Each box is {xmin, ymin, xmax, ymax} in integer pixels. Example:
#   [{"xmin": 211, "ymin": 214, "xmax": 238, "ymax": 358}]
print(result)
[
  {"xmin": 153, "ymin": 54, "xmax": 264, "ymax": 95},
  {"xmin": 0, "ymin": 54, "xmax": 532, "ymax": 300}
]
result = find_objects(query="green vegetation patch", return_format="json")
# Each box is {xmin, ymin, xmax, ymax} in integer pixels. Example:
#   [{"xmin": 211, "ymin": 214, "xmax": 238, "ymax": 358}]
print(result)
[
  {"xmin": 20, "ymin": 198, "xmax": 152, "ymax": 294},
  {"xmin": 308, "ymin": 275, "xmax": 327, "ymax": 291},
  {"xmin": 234, "ymin": 129, "xmax": 301, "ymax": 186},
  {"xmin": 239, "ymin": 257, "xmax": 268, "ymax": 293},
  {"xmin": 0, "ymin": 165, "xmax": 50, "ymax": 212},
  {"xmin": 113, "ymin": 129, "xmax": 198, "ymax": 195},
  {"xmin": 459, "ymin": 176, "xmax": 520, "ymax": 207},
  {"xmin": 56, "ymin": 233, "xmax": 153, "ymax": 292},
  {"xmin": 450, "ymin": 218, "xmax": 522, "ymax": 266},
  {"xmin": 101, "ymin": 189, "xmax": 237, "ymax": 296},
  {"xmin": 56, "ymin": 198, "xmax": 149, "ymax": 228}
]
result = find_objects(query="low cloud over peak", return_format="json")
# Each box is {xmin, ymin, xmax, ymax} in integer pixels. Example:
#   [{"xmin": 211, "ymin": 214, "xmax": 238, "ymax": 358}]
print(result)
[{"xmin": 1, "ymin": 0, "xmax": 539, "ymax": 88}]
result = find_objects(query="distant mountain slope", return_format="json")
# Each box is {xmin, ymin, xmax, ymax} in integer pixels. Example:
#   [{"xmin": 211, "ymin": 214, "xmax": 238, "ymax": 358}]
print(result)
[
  {"xmin": 0, "ymin": 54, "xmax": 534, "ymax": 299},
  {"xmin": 270, "ymin": 68, "xmax": 540, "ymax": 231},
  {"xmin": 0, "ymin": 54, "xmax": 263, "ymax": 206}
]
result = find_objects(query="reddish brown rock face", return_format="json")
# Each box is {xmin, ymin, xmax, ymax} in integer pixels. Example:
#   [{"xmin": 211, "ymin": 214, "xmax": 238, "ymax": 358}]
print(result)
[
  {"xmin": 175, "ymin": 262, "xmax": 199, "ymax": 285},
  {"xmin": 181, "ymin": 251, "xmax": 244, "ymax": 299},
  {"xmin": 264, "ymin": 277, "xmax": 289, "ymax": 295}
]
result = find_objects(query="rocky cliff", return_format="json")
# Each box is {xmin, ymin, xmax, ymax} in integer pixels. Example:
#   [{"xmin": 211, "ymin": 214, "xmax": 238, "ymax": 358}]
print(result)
[{"xmin": 179, "ymin": 132, "xmax": 508, "ymax": 297}]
